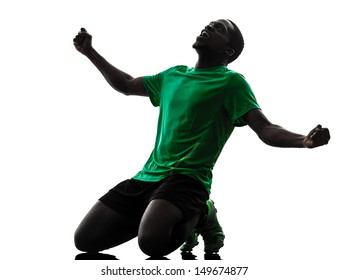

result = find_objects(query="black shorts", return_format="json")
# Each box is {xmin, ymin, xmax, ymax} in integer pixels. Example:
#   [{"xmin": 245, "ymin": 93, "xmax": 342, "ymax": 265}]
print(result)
[{"xmin": 99, "ymin": 174, "xmax": 209, "ymax": 223}]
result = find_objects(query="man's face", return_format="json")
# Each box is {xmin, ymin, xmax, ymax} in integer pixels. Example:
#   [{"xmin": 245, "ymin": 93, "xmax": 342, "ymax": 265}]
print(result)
[{"xmin": 193, "ymin": 19, "xmax": 234, "ymax": 54}]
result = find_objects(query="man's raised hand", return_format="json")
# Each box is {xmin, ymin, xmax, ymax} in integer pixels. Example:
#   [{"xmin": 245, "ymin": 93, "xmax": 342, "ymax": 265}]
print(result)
[{"xmin": 73, "ymin": 28, "xmax": 92, "ymax": 55}]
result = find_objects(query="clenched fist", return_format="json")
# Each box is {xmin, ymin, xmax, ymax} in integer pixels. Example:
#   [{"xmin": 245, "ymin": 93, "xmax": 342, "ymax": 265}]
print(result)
[
  {"xmin": 73, "ymin": 28, "xmax": 92, "ymax": 55},
  {"xmin": 303, "ymin": 124, "xmax": 330, "ymax": 148}
]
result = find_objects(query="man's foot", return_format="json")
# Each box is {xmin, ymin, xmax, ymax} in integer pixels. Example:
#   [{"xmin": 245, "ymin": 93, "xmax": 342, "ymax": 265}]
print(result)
[
  {"xmin": 204, "ymin": 253, "xmax": 221, "ymax": 260},
  {"xmin": 75, "ymin": 252, "xmax": 118, "ymax": 260},
  {"xmin": 181, "ymin": 251, "xmax": 197, "ymax": 260}
]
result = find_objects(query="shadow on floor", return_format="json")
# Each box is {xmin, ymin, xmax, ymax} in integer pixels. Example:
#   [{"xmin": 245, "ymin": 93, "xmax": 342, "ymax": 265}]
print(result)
[{"xmin": 75, "ymin": 252, "xmax": 119, "ymax": 260}]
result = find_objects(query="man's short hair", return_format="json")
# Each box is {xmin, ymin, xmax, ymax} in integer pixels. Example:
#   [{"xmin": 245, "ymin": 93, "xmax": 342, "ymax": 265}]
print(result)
[{"xmin": 227, "ymin": 20, "xmax": 244, "ymax": 63}]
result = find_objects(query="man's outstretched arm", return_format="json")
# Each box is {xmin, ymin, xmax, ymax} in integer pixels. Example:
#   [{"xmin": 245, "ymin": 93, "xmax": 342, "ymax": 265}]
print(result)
[
  {"xmin": 243, "ymin": 109, "xmax": 330, "ymax": 148},
  {"xmin": 73, "ymin": 28, "xmax": 148, "ymax": 97}
]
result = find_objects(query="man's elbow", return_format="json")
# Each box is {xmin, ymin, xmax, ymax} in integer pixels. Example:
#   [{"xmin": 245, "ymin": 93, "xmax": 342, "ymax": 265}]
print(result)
[{"xmin": 258, "ymin": 133, "xmax": 275, "ymax": 146}]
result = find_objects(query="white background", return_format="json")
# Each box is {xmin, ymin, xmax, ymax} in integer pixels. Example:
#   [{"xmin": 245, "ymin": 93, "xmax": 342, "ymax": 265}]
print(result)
[{"xmin": 1, "ymin": 0, "xmax": 347, "ymax": 279}]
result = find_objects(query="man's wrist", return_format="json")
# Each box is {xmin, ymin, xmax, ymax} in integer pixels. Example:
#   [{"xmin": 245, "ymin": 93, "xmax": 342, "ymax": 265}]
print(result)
[
  {"xmin": 302, "ymin": 136, "xmax": 311, "ymax": 148},
  {"xmin": 85, "ymin": 47, "xmax": 95, "ymax": 58}
]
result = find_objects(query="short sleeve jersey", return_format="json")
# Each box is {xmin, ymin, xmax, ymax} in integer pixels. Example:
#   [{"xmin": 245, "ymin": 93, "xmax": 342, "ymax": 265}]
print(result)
[{"xmin": 132, "ymin": 65, "xmax": 260, "ymax": 193}]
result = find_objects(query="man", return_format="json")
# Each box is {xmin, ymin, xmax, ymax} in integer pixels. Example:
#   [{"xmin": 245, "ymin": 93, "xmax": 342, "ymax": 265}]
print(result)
[{"xmin": 73, "ymin": 19, "xmax": 330, "ymax": 259}]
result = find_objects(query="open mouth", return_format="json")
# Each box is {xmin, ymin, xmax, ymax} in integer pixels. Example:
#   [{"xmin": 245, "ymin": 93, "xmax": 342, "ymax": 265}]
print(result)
[{"xmin": 199, "ymin": 30, "xmax": 209, "ymax": 38}]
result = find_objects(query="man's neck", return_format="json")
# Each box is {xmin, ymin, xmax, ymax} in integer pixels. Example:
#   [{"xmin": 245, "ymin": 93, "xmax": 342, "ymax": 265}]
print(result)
[{"xmin": 195, "ymin": 55, "xmax": 227, "ymax": 69}]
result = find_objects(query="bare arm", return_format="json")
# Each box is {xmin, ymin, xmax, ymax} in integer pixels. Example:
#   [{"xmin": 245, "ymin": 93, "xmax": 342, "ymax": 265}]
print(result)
[
  {"xmin": 243, "ymin": 109, "xmax": 330, "ymax": 148},
  {"xmin": 73, "ymin": 28, "xmax": 148, "ymax": 97}
]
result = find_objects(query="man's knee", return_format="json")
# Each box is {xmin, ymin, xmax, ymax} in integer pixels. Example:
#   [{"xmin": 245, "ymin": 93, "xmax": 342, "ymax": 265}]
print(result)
[
  {"xmin": 138, "ymin": 232, "xmax": 169, "ymax": 257},
  {"xmin": 74, "ymin": 227, "xmax": 99, "ymax": 253},
  {"xmin": 137, "ymin": 200, "xmax": 198, "ymax": 257},
  {"xmin": 138, "ymin": 199, "xmax": 184, "ymax": 256},
  {"xmin": 74, "ymin": 228, "xmax": 89, "ymax": 252},
  {"xmin": 137, "ymin": 221, "xmax": 194, "ymax": 257}
]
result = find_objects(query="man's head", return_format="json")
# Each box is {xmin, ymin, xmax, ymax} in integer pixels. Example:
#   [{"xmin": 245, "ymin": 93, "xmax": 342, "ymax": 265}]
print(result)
[{"xmin": 193, "ymin": 19, "xmax": 244, "ymax": 65}]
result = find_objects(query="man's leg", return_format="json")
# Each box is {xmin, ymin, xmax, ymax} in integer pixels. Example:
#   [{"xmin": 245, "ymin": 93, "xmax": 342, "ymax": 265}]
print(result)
[
  {"xmin": 180, "ymin": 229, "xmax": 199, "ymax": 260},
  {"xmin": 138, "ymin": 199, "xmax": 200, "ymax": 258},
  {"xmin": 74, "ymin": 201, "xmax": 139, "ymax": 253},
  {"xmin": 201, "ymin": 200, "xmax": 225, "ymax": 260},
  {"xmin": 180, "ymin": 199, "xmax": 225, "ymax": 260}
]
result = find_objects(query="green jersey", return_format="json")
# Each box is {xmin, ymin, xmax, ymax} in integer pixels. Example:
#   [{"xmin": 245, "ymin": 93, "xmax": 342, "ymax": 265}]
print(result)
[{"xmin": 132, "ymin": 65, "xmax": 260, "ymax": 193}]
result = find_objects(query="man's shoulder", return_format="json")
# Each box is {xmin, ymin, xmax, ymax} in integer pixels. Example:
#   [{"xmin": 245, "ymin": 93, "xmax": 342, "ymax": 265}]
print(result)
[
  {"xmin": 225, "ymin": 68, "xmax": 244, "ymax": 77},
  {"xmin": 172, "ymin": 65, "xmax": 190, "ymax": 72},
  {"xmin": 225, "ymin": 69, "xmax": 250, "ymax": 84},
  {"xmin": 156, "ymin": 65, "xmax": 189, "ymax": 76}
]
